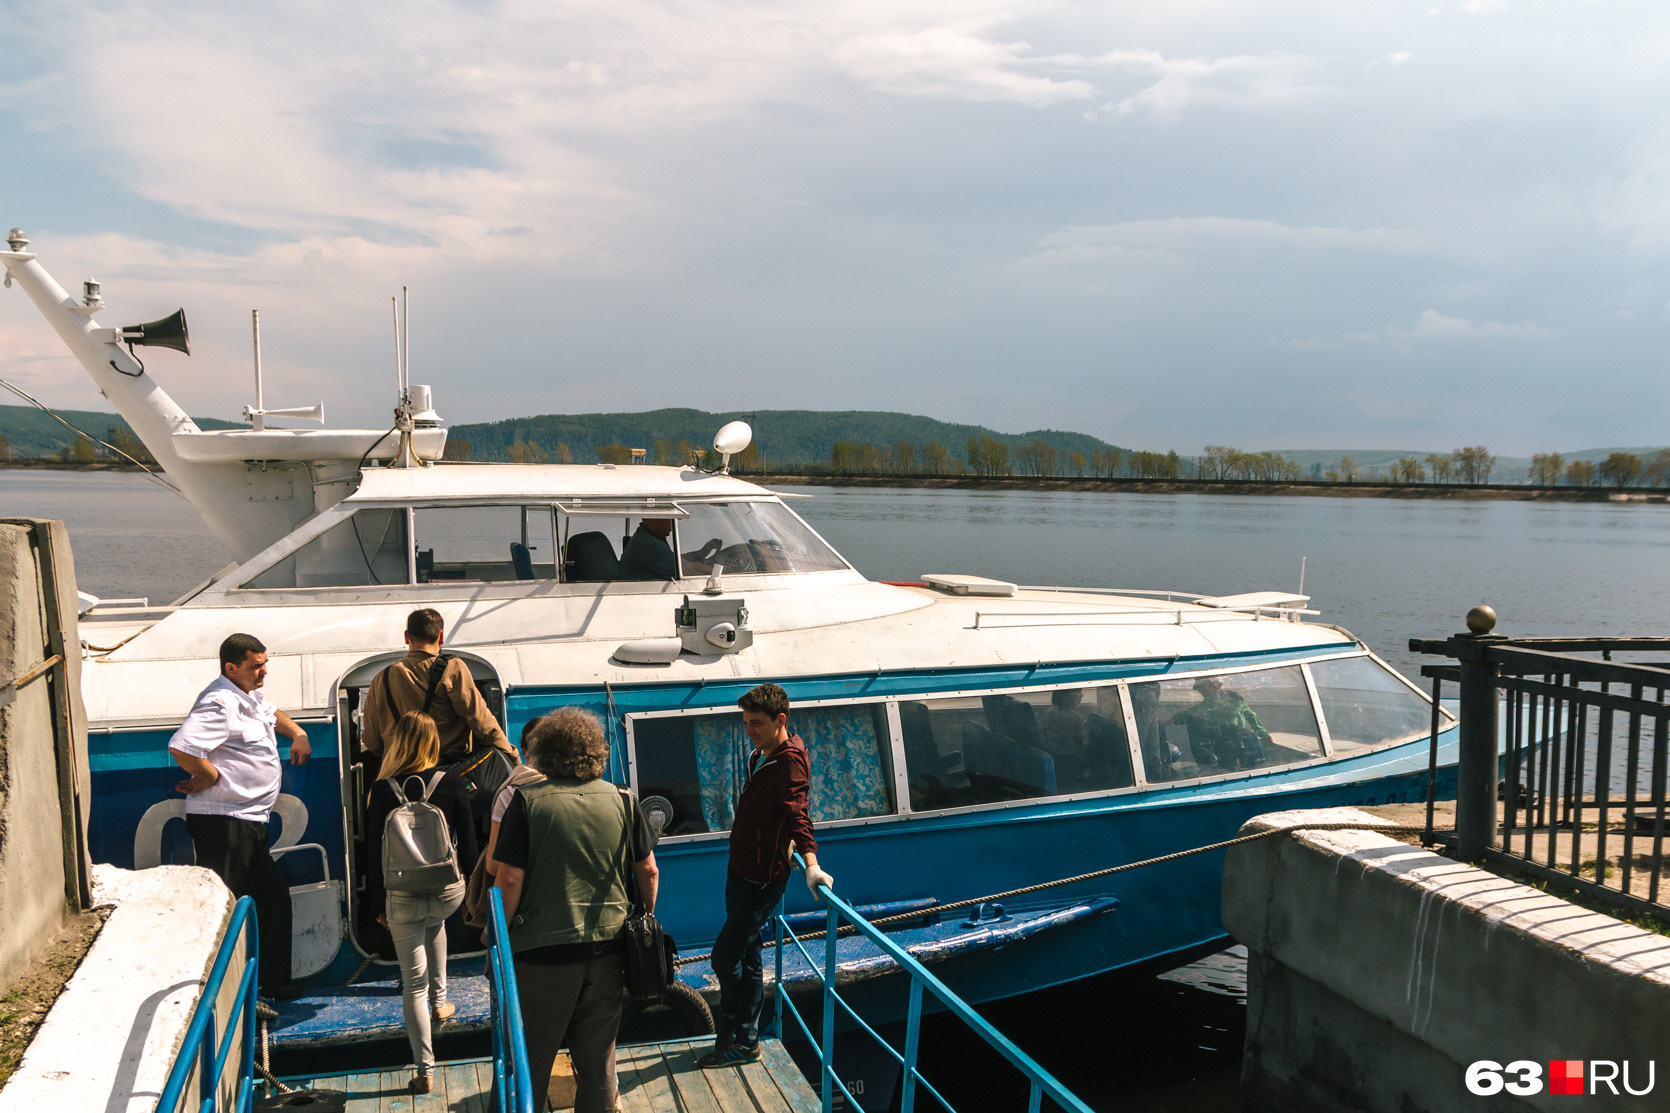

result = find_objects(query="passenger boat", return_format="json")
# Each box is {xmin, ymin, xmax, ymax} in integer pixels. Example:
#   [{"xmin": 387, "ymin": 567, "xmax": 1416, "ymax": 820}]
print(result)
[{"xmin": 0, "ymin": 230, "xmax": 1458, "ymax": 1052}]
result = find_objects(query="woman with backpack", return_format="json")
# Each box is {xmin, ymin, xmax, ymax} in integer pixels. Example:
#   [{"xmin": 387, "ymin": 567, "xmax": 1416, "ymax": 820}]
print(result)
[{"xmin": 366, "ymin": 710, "xmax": 480, "ymax": 1094}]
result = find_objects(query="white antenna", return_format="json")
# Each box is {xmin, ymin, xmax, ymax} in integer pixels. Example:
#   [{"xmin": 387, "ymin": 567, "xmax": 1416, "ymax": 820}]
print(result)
[
  {"xmin": 241, "ymin": 308, "xmax": 324, "ymax": 428},
  {"xmin": 391, "ymin": 296, "xmax": 404, "ymax": 396},
  {"xmin": 401, "ymin": 285, "xmax": 410, "ymax": 397},
  {"xmin": 1298, "ymin": 556, "xmax": 1306, "ymax": 595},
  {"xmin": 250, "ymin": 310, "xmax": 264, "ymax": 431}
]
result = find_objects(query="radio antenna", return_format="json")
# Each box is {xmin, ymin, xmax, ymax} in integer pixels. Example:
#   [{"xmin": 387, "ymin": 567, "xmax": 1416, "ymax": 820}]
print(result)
[
  {"xmin": 401, "ymin": 285, "xmax": 410, "ymax": 397},
  {"xmin": 391, "ymin": 295, "xmax": 403, "ymax": 397},
  {"xmin": 250, "ymin": 310, "xmax": 264, "ymax": 431},
  {"xmin": 1298, "ymin": 556, "xmax": 1307, "ymax": 595}
]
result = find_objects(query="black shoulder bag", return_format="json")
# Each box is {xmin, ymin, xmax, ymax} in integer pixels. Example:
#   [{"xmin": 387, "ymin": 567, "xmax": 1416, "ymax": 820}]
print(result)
[{"xmin": 616, "ymin": 788, "xmax": 676, "ymax": 1004}]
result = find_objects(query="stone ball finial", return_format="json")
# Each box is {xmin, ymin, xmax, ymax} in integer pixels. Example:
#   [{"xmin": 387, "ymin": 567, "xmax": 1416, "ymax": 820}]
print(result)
[{"xmin": 1465, "ymin": 604, "xmax": 1497, "ymax": 634}]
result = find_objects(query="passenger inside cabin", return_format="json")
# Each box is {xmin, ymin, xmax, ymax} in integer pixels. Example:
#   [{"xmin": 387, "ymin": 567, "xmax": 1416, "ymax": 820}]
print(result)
[
  {"xmin": 1172, "ymin": 676, "xmax": 1270, "ymax": 771},
  {"xmin": 1039, "ymin": 688, "xmax": 1089, "ymax": 787},
  {"xmin": 1130, "ymin": 683, "xmax": 1177, "ymax": 778},
  {"xmin": 620, "ymin": 517, "xmax": 677, "ymax": 580}
]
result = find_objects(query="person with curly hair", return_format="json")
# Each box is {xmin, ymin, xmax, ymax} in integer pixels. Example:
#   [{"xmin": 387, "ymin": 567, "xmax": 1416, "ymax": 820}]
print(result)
[{"xmin": 493, "ymin": 708, "xmax": 659, "ymax": 1112}]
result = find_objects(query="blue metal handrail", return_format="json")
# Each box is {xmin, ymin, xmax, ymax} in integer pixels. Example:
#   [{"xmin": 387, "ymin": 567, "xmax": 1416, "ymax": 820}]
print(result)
[
  {"xmin": 156, "ymin": 896, "xmax": 259, "ymax": 1113},
  {"xmin": 487, "ymin": 886, "xmax": 536, "ymax": 1113},
  {"xmin": 773, "ymin": 856, "xmax": 1094, "ymax": 1113}
]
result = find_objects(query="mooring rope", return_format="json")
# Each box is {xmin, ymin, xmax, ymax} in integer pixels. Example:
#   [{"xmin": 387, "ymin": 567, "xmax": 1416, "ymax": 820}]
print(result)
[
  {"xmin": 672, "ymin": 821, "xmax": 1432, "ymax": 966},
  {"xmin": 256, "ymin": 1018, "xmax": 293, "ymax": 1094}
]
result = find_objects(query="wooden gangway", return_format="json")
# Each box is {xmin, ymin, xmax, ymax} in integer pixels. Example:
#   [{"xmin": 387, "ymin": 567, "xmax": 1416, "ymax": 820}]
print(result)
[{"xmin": 278, "ymin": 1037, "xmax": 818, "ymax": 1112}]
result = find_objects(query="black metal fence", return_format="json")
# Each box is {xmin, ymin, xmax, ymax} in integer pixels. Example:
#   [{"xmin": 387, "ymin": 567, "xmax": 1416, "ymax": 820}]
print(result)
[{"xmin": 1412, "ymin": 619, "xmax": 1670, "ymax": 923}]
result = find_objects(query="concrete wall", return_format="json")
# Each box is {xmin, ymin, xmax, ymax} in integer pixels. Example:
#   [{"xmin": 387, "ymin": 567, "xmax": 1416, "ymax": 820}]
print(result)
[
  {"xmin": 0, "ymin": 518, "xmax": 91, "ymax": 992},
  {"xmin": 0, "ymin": 864, "xmax": 236, "ymax": 1113},
  {"xmin": 1223, "ymin": 807, "xmax": 1670, "ymax": 1113}
]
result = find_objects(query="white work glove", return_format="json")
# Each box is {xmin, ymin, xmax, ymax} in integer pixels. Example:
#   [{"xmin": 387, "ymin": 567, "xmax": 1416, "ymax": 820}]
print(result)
[{"xmin": 805, "ymin": 865, "xmax": 834, "ymax": 900}]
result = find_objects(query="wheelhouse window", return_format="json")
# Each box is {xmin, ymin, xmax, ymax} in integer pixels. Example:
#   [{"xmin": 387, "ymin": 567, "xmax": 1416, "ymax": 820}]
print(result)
[
  {"xmin": 416, "ymin": 505, "xmax": 556, "ymax": 583},
  {"xmin": 1310, "ymin": 656, "xmax": 1437, "ymax": 756},
  {"xmin": 678, "ymin": 501, "xmax": 848, "ymax": 576},
  {"xmin": 1131, "ymin": 666, "xmax": 1324, "ymax": 783},
  {"xmin": 631, "ymin": 703, "xmax": 894, "ymax": 837},
  {"xmin": 243, "ymin": 508, "xmax": 408, "ymax": 589},
  {"xmin": 898, "ymin": 686, "xmax": 1135, "ymax": 810},
  {"xmin": 560, "ymin": 508, "xmax": 686, "ymax": 583}
]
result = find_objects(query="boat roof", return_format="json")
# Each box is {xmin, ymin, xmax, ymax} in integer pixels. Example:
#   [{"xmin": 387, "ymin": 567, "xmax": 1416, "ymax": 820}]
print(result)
[{"xmin": 345, "ymin": 463, "xmax": 771, "ymax": 503}]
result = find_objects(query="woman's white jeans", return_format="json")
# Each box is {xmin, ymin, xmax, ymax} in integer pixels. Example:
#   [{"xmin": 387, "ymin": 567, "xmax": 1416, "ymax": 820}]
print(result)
[{"xmin": 386, "ymin": 881, "xmax": 467, "ymax": 1074}]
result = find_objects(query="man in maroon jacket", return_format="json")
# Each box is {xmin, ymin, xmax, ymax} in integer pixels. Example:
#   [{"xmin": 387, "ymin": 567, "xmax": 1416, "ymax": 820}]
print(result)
[{"xmin": 699, "ymin": 683, "xmax": 834, "ymax": 1068}]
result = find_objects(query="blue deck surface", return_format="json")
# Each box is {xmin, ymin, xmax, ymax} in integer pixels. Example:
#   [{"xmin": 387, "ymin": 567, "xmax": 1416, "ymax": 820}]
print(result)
[
  {"xmin": 679, "ymin": 896, "xmax": 1119, "ymax": 994},
  {"xmin": 269, "ymin": 955, "xmax": 492, "ymax": 1048}
]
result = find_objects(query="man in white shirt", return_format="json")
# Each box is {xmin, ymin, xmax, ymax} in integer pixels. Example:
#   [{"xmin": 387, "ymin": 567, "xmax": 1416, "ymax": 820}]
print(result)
[{"xmin": 169, "ymin": 633, "xmax": 311, "ymax": 997}]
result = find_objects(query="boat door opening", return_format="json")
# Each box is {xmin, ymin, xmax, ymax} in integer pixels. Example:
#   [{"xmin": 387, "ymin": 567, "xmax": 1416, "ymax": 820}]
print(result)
[{"xmin": 334, "ymin": 652, "xmax": 506, "ymax": 958}]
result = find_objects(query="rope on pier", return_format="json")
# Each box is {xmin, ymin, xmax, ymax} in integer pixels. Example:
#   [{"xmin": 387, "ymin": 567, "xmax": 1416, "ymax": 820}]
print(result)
[{"xmin": 672, "ymin": 820, "xmax": 1432, "ymax": 966}]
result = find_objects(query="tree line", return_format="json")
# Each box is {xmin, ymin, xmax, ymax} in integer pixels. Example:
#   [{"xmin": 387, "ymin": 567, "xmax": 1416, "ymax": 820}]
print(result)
[{"xmin": 825, "ymin": 436, "xmax": 1186, "ymax": 479}]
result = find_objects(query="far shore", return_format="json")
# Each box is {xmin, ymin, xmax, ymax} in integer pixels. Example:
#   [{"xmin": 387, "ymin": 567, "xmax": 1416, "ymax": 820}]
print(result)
[
  {"xmin": 752, "ymin": 472, "xmax": 1670, "ymax": 503},
  {"xmin": 6, "ymin": 459, "xmax": 1667, "ymax": 504}
]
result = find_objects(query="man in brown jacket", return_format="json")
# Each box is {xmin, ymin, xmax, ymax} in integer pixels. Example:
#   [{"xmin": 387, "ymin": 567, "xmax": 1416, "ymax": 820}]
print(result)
[{"xmin": 360, "ymin": 608, "xmax": 513, "ymax": 759}]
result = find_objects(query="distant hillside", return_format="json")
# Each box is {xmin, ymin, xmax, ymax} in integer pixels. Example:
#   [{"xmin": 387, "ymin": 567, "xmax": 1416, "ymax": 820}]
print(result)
[
  {"xmin": 446, "ymin": 408, "xmax": 1129, "ymax": 467},
  {"xmin": 0, "ymin": 404, "xmax": 240, "ymax": 458}
]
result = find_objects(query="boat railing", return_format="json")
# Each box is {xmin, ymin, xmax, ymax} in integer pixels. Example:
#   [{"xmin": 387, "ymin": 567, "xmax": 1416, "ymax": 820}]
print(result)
[
  {"xmin": 487, "ymin": 885, "xmax": 537, "ymax": 1113},
  {"xmin": 973, "ymin": 604, "xmax": 1317, "ymax": 629},
  {"xmin": 156, "ymin": 896, "xmax": 259, "ymax": 1113},
  {"xmin": 1414, "ymin": 620, "xmax": 1670, "ymax": 925},
  {"xmin": 771, "ymin": 856, "xmax": 1093, "ymax": 1113}
]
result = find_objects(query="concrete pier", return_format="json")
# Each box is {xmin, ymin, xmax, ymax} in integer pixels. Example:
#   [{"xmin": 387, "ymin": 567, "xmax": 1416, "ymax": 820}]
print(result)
[
  {"xmin": 1223, "ymin": 807, "xmax": 1670, "ymax": 1113},
  {"xmin": 0, "ymin": 517, "xmax": 91, "ymax": 991}
]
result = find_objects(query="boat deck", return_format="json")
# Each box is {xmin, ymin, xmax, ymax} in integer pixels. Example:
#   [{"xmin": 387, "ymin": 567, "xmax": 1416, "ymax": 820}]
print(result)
[{"xmin": 277, "ymin": 1037, "xmax": 818, "ymax": 1112}]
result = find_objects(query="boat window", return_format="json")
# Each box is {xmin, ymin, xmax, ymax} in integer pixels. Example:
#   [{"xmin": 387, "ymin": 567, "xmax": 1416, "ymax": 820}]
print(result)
[
  {"xmin": 631, "ymin": 703, "xmax": 894, "ymax": 836},
  {"xmin": 415, "ymin": 505, "xmax": 556, "ymax": 583},
  {"xmin": 561, "ymin": 514, "xmax": 683, "ymax": 582},
  {"xmin": 1130, "ymin": 666, "xmax": 1324, "ymax": 783},
  {"xmin": 1311, "ymin": 656, "xmax": 1435, "ymax": 756},
  {"xmin": 678, "ymin": 502, "xmax": 847, "ymax": 576},
  {"xmin": 242, "ymin": 508, "xmax": 409, "ymax": 589},
  {"xmin": 898, "ymin": 687, "xmax": 1134, "ymax": 809}
]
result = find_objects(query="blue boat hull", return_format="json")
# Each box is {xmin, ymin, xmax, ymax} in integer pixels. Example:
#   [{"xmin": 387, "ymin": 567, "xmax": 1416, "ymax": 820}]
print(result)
[{"xmin": 90, "ymin": 690, "xmax": 1455, "ymax": 1031}]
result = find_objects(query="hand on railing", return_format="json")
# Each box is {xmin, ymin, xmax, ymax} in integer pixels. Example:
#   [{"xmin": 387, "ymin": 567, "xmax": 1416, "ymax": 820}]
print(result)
[{"xmin": 797, "ymin": 850, "xmax": 834, "ymax": 901}]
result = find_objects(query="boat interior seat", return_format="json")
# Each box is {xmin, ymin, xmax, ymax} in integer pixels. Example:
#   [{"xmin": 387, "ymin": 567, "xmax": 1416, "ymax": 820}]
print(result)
[
  {"xmin": 982, "ymin": 694, "xmax": 1042, "ymax": 750},
  {"xmin": 509, "ymin": 542, "xmax": 535, "ymax": 580},
  {"xmin": 963, "ymin": 720, "xmax": 1056, "ymax": 799},
  {"xmin": 899, "ymin": 700, "xmax": 968, "ymax": 807},
  {"xmin": 566, "ymin": 531, "xmax": 622, "ymax": 581},
  {"xmin": 1085, "ymin": 712, "xmax": 1135, "ymax": 790}
]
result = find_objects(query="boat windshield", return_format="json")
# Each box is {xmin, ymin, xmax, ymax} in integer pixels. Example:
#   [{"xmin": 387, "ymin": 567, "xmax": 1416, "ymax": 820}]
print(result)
[{"xmin": 677, "ymin": 501, "xmax": 847, "ymax": 575}]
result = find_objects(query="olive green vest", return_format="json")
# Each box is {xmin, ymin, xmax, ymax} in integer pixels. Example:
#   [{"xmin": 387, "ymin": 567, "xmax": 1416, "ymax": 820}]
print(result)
[{"xmin": 507, "ymin": 778, "xmax": 632, "ymax": 952}]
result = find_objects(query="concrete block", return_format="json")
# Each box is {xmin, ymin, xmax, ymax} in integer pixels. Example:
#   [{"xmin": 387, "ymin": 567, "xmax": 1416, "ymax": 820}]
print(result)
[
  {"xmin": 0, "ymin": 523, "xmax": 68, "ymax": 991},
  {"xmin": 1224, "ymin": 807, "xmax": 1670, "ymax": 1113}
]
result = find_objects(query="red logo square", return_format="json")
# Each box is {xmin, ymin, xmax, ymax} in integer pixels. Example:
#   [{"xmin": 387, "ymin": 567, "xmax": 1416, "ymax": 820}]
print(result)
[{"xmin": 1549, "ymin": 1060, "xmax": 1584, "ymax": 1095}]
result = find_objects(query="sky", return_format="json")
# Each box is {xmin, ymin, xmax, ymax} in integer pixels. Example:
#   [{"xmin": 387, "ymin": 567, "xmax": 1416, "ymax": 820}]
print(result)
[{"xmin": 1, "ymin": 0, "xmax": 1667, "ymax": 456}]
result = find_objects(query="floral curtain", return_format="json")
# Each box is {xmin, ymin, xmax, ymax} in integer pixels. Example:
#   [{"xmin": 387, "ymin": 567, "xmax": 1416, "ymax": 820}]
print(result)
[{"xmin": 692, "ymin": 705, "xmax": 891, "ymax": 830}]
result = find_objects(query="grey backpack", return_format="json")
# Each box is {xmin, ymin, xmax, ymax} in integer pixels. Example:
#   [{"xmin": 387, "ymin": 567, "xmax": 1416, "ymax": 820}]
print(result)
[{"xmin": 382, "ymin": 772, "xmax": 463, "ymax": 893}]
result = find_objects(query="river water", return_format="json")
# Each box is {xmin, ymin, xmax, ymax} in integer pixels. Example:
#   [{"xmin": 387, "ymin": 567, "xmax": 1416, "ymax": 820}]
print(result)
[{"xmin": 8, "ymin": 470, "xmax": 1670, "ymax": 1110}]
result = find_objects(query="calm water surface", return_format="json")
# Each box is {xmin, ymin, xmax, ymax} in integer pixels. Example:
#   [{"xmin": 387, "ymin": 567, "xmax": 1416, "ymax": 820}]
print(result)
[{"xmin": 9, "ymin": 471, "xmax": 1670, "ymax": 1111}]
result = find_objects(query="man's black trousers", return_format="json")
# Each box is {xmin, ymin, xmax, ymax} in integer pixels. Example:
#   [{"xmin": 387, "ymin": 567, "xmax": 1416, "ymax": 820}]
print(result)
[{"xmin": 186, "ymin": 814, "xmax": 293, "ymax": 992}]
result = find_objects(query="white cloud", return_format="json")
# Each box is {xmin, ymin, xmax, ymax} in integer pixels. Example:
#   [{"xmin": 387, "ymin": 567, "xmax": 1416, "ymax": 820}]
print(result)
[
  {"xmin": 830, "ymin": 21, "xmax": 1095, "ymax": 106},
  {"xmin": 1292, "ymin": 309, "xmax": 1549, "ymax": 347},
  {"xmin": 1026, "ymin": 217, "xmax": 1424, "ymax": 265},
  {"xmin": 1087, "ymin": 49, "xmax": 1331, "ymax": 120}
]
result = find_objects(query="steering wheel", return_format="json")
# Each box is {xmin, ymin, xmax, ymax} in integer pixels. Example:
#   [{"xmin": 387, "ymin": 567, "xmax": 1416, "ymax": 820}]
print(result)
[{"xmin": 685, "ymin": 537, "xmax": 723, "ymax": 564}]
